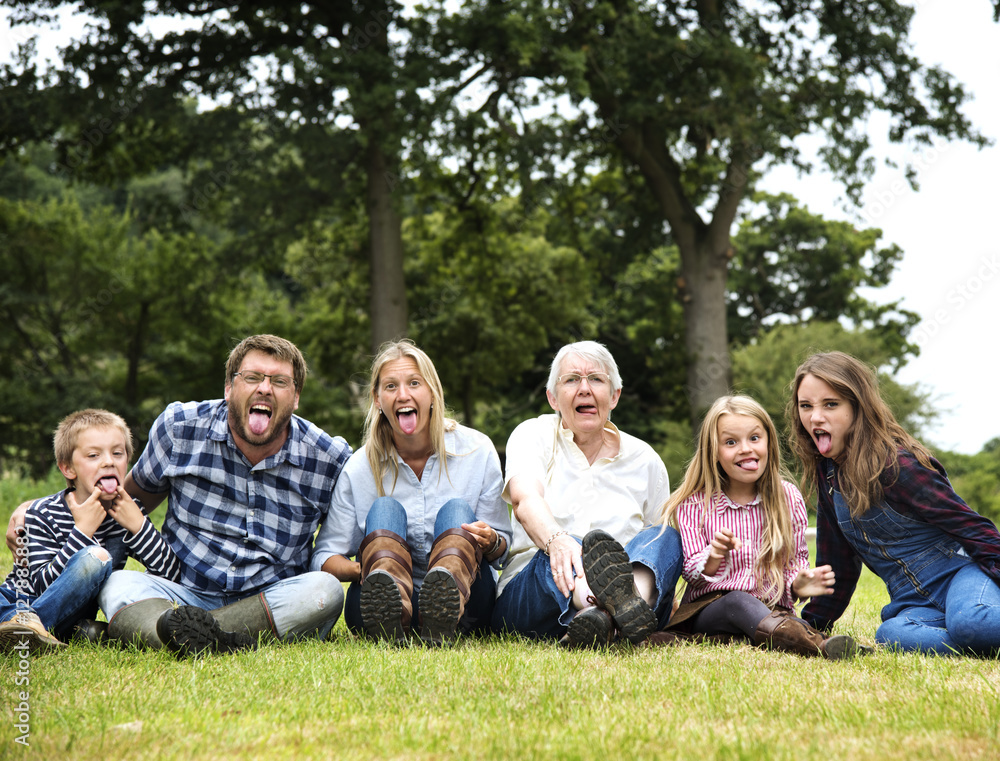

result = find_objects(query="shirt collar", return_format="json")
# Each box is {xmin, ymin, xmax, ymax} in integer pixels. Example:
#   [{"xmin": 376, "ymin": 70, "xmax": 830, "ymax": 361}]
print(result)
[
  {"xmin": 555, "ymin": 418, "xmax": 624, "ymax": 460},
  {"xmin": 714, "ymin": 490, "xmax": 761, "ymax": 513}
]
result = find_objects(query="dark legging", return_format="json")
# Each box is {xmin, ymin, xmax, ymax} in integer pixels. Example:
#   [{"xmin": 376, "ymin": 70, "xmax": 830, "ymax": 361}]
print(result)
[{"xmin": 691, "ymin": 590, "xmax": 771, "ymax": 639}]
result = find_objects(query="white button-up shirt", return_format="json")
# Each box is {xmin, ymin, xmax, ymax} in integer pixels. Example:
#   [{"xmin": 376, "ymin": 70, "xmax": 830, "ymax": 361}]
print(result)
[{"xmin": 497, "ymin": 414, "xmax": 670, "ymax": 594}]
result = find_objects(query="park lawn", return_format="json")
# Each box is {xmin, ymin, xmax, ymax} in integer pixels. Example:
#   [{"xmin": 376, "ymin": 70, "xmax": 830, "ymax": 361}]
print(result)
[{"xmin": 2, "ymin": 473, "xmax": 998, "ymax": 760}]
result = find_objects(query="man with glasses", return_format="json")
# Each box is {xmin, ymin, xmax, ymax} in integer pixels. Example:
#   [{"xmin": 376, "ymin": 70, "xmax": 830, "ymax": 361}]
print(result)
[{"xmin": 92, "ymin": 334, "xmax": 352, "ymax": 656}]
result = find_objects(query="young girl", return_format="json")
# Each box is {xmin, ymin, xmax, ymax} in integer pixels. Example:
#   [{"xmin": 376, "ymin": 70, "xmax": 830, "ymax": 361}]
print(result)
[
  {"xmin": 790, "ymin": 351, "xmax": 1000, "ymax": 655},
  {"xmin": 659, "ymin": 395, "xmax": 861, "ymax": 659}
]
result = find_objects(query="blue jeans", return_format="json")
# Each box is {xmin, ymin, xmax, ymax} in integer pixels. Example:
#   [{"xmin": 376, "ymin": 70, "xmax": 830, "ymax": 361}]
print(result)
[
  {"xmin": 98, "ymin": 570, "xmax": 344, "ymax": 641},
  {"xmin": 344, "ymin": 497, "xmax": 497, "ymax": 635},
  {"xmin": 491, "ymin": 525, "xmax": 684, "ymax": 640},
  {"xmin": 828, "ymin": 461, "xmax": 1000, "ymax": 654},
  {"xmin": 0, "ymin": 546, "xmax": 113, "ymax": 639},
  {"xmin": 876, "ymin": 563, "xmax": 1000, "ymax": 655}
]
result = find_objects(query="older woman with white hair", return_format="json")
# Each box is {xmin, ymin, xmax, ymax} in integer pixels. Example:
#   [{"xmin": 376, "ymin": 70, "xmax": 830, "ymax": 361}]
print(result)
[
  {"xmin": 492, "ymin": 340, "xmax": 683, "ymax": 647},
  {"xmin": 312, "ymin": 339, "xmax": 512, "ymax": 644}
]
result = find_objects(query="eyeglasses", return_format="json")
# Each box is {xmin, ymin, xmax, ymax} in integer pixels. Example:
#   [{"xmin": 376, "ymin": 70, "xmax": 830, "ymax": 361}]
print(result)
[
  {"xmin": 233, "ymin": 371, "xmax": 296, "ymax": 390},
  {"xmin": 558, "ymin": 372, "xmax": 610, "ymax": 388}
]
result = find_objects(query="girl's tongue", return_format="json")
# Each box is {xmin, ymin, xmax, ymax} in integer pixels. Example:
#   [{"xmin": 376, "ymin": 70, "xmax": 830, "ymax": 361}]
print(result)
[
  {"xmin": 397, "ymin": 410, "xmax": 418, "ymax": 435},
  {"xmin": 815, "ymin": 432, "xmax": 833, "ymax": 455},
  {"xmin": 249, "ymin": 409, "xmax": 271, "ymax": 435},
  {"xmin": 738, "ymin": 459, "xmax": 759, "ymax": 471}
]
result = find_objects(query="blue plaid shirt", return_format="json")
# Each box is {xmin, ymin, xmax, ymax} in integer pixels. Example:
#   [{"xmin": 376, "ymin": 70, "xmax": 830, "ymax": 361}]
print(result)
[
  {"xmin": 802, "ymin": 449, "xmax": 1000, "ymax": 631},
  {"xmin": 132, "ymin": 400, "xmax": 351, "ymax": 595}
]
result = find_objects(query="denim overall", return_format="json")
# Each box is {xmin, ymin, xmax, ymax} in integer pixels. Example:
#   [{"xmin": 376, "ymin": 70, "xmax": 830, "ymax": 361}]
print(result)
[{"xmin": 828, "ymin": 461, "xmax": 1000, "ymax": 654}]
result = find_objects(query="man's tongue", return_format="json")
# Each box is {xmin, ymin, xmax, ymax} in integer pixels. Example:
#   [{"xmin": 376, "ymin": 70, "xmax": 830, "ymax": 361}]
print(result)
[
  {"xmin": 815, "ymin": 432, "xmax": 833, "ymax": 455},
  {"xmin": 98, "ymin": 476, "xmax": 119, "ymax": 494},
  {"xmin": 249, "ymin": 409, "xmax": 271, "ymax": 436},
  {"xmin": 398, "ymin": 410, "xmax": 418, "ymax": 435}
]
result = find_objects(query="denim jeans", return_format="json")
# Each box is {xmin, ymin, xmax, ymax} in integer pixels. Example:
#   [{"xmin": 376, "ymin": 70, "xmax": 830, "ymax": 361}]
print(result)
[
  {"xmin": 0, "ymin": 546, "xmax": 113, "ymax": 639},
  {"xmin": 343, "ymin": 496, "xmax": 497, "ymax": 635},
  {"xmin": 830, "ymin": 463, "xmax": 1000, "ymax": 654},
  {"xmin": 98, "ymin": 570, "xmax": 344, "ymax": 641},
  {"xmin": 491, "ymin": 525, "xmax": 684, "ymax": 640}
]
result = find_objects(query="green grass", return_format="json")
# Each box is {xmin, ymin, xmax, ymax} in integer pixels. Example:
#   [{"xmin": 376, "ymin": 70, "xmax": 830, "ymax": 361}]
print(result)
[{"xmin": 1, "ymin": 473, "xmax": 998, "ymax": 760}]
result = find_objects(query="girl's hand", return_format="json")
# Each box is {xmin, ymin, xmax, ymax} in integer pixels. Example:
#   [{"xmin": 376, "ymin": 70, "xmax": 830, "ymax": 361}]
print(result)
[
  {"xmin": 703, "ymin": 528, "xmax": 741, "ymax": 577},
  {"xmin": 793, "ymin": 564, "xmax": 836, "ymax": 599},
  {"xmin": 105, "ymin": 486, "xmax": 147, "ymax": 535},
  {"xmin": 708, "ymin": 528, "xmax": 741, "ymax": 559},
  {"xmin": 67, "ymin": 487, "xmax": 108, "ymax": 538}
]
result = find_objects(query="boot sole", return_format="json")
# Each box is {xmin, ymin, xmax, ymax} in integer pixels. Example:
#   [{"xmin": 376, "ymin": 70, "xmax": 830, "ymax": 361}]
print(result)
[
  {"xmin": 563, "ymin": 607, "xmax": 613, "ymax": 649},
  {"xmin": 157, "ymin": 606, "xmax": 222, "ymax": 657},
  {"xmin": 822, "ymin": 634, "xmax": 858, "ymax": 660},
  {"xmin": 582, "ymin": 530, "xmax": 656, "ymax": 644},
  {"xmin": 420, "ymin": 568, "xmax": 461, "ymax": 645},
  {"xmin": 360, "ymin": 570, "xmax": 408, "ymax": 643},
  {"xmin": 0, "ymin": 625, "xmax": 66, "ymax": 655}
]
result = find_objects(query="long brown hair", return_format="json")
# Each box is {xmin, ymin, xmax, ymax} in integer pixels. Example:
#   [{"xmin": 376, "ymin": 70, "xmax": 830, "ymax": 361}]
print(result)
[
  {"xmin": 661, "ymin": 395, "xmax": 793, "ymax": 606},
  {"xmin": 786, "ymin": 351, "xmax": 933, "ymax": 517},
  {"xmin": 364, "ymin": 339, "xmax": 456, "ymax": 497}
]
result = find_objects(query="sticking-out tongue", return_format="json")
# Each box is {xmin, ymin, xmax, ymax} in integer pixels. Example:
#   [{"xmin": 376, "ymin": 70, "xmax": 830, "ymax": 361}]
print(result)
[
  {"xmin": 738, "ymin": 459, "xmax": 759, "ymax": 472},
  {"xmin": 397, "ymin": 410, "xmax": 418, "ymax": 435},
  {"xmin": 815, "ymin": 432, "xmax": 833, "ymax": 456},
  {"xmin": 98, "ymin": 476, "xmax": 119, "ymax": 494},
  {"xmin": 249, "ymin": 409, "xmax": 271, "ymax": 436}
]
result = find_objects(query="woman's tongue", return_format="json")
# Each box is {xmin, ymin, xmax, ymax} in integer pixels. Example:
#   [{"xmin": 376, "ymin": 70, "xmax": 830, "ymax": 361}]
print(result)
[
  {"xmin": 397, "ymin": 410, "xmax": 418, "ymax": 435},
  {"xmin": 249, "ymin": 409, "xmax": 271, "ymax": 435},
  {"xmin": 815, "ymin": 432, "xmax": 833, "ymax": 455}
]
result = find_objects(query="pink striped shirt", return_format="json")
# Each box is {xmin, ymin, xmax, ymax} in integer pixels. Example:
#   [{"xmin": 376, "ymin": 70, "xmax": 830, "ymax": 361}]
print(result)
[{"xmin": 675, "ymin": 480, "xmax": 810, "ymax": 608}]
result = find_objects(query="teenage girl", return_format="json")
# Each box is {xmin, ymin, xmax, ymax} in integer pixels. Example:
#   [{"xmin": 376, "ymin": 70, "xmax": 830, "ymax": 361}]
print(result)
[
  {"xmin": 660, "ymin": 395, "xmax": 861, "ymax": 658},
  {"xmin": 790, "ymin": 351, "xmax": 1000, "ymax": 655}
]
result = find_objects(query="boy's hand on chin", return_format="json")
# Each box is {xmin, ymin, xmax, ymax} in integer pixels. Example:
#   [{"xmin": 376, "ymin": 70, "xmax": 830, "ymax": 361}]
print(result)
[{"xmin": 67, "ymin": 487, "xmax": 108, "ymax": 538}]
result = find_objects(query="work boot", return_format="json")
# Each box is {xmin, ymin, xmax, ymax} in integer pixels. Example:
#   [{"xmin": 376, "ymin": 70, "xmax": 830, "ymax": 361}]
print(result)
[
  {"xmin": 211, "ymin": 593, "xmax": 277, "ymax": 645},
  {"xmin": 0, "ymin": 612, "xmax": 66, "ymax": 655},
  {"xmin": 72, "ymin": 619, "xmax": 109, "ymax": 645},
  {"xmin": 359, "ymin": 529, "xmax": 414, "ymax": 643},
  {"xmin": 156, "ymin": 606, "xmax": 256, "ymax": 657},
  {"xmin": 107, "ymin": 598, "xmax": 175, "ymax": 649},
  {"xmin": 420, "ymin": 527, "xmax": 482, "ymax": 644},
  {"xmin": 582, "ymin": 529, "xmax": 656, "ymax": 645},
  {"xmin": 559, "ymin": 604, "xmax": 614, "ymax": 649},
  {"xmin": 753, "ymin": 610, "xmax": 860, "ymax": 659}
]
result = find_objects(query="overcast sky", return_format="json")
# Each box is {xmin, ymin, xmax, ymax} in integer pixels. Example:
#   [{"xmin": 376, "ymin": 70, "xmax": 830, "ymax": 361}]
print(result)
[{"xmin": 2, "ymin": 2, "xmax": 997, "ymax": 453}]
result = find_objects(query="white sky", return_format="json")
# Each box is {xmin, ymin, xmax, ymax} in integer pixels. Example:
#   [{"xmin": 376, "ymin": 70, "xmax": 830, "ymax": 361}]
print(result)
[
  {"xmin": 2, "ymin": 2, "xmax": 997, "ymax": 453},
  {"xmin": 763, "ymin": 1, "xmax": 1000, "ymax": 454}
]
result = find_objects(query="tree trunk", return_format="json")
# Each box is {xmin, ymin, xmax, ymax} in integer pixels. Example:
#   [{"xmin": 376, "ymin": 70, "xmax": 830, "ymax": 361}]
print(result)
[
  {"xmin": 677, "ymin": 237, "xmax": 732, "ymax": 425},
  {"xmin": 365, "ymin": 142, "xmax": 408, "ymax": 353}
]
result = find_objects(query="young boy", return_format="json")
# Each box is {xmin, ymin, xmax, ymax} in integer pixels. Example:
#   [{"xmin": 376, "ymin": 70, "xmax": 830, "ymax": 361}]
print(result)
[{"xmin": 0, "ymin": 409, "xmax": 180, "ymax": 654}]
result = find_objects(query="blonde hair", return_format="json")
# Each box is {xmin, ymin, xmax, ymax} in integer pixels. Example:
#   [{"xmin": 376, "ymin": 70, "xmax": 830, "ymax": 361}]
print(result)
[
  {"xmin": 364, "ymin": 339, "xmax": 456, "ymax": 497},
  {"xmin": 787, "ymin": 351, "xmax": 933, "ymax": 518},
  {"xmin": 661, "ymin": 395, "xmax": 793, "ymax": 606},
  {"xmin": 225, "ymin": 334, "xmax": 307, "ymax": 390},
  {"xmin": 54, "ymin": 409, "xmax": 134, "ymax": 485}
]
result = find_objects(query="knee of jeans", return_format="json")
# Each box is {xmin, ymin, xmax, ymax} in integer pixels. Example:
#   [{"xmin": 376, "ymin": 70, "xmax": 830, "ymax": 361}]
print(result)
[
  {"xmin": 311, "ymin": 572, "xmax": 346, "ymax": 613},
  {"xmin": 434, "ymin": 498, "xmax": 474, "ymax": 534},
  {"xmin": 75, "ymin": 546, "xmax": 113, "ymax": 579}
]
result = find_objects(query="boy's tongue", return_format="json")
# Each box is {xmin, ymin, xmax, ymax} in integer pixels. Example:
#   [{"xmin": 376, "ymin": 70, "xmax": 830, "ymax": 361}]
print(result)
[
  {"xmin": 815, "ymin": 432, "xmax": 833, "ymax": 455},
  {"xmin": 98, "ymin": 476, "xmax": 119, "ymax": 494},
  {"xmin": 398, "ymin": 410, "xmax": 418, "ymax": 435},
  {"xmin": 249, "ymin": 409, "xmax": 271, "ymax": 435}
]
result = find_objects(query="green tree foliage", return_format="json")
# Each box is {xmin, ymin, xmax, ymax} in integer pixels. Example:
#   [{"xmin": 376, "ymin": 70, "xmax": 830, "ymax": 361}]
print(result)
[{"xmin": 443, "ymin": 0, "xmax": 990, "ymax": 420}]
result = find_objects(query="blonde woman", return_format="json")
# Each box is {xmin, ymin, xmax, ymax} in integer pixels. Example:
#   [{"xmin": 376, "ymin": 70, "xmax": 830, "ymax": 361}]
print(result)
[
  {"xmin": 659, "ymin": 395, "xmax": 861, "ymax": 658},
  {"xmin": 312, "ymin": 340, "xmax": 511, "ymax": 644}
]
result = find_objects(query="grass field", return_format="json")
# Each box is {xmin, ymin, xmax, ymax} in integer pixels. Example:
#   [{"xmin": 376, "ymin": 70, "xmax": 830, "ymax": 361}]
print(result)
[{"xmin": 1, "ymin": 471, "xmax": 998, "ymax": 760}]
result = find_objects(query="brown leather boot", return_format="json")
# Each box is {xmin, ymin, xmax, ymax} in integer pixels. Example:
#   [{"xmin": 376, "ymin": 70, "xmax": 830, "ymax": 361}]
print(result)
[
  {"xmin": 359, "ymin": 529, "xmax": 414, "ymax": 643},
  {"xmin": 420, "ymin": 528, "xmax": 482, "ymax": 644},
  {"xmin": 754, "ymin": 610, "xmax": 858, "ymax": 659}
]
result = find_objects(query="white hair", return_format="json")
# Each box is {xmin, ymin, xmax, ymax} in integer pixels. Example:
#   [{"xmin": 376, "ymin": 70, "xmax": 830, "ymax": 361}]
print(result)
[{"xmin": 545, "ymin": 340, "xmax": 622, "ymax": 395}]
